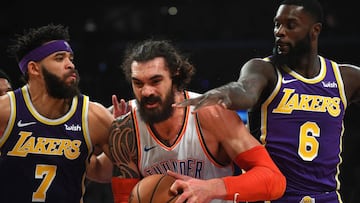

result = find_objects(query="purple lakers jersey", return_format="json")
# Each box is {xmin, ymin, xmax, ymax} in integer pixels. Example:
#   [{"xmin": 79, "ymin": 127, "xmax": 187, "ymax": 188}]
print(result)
[
  {"xmin": 0, "ymin": 86, "xmax": 93, "ymax": 203},
  {"xmin": 253, "ymin": 56, "xmax": 346, "ymax": 203}
]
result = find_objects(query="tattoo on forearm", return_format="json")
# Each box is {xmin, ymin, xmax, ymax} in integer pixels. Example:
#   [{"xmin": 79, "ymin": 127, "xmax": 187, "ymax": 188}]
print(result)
[{"xmin": 109, "ymin": 113, "xmax": 139, "ymax": 178}]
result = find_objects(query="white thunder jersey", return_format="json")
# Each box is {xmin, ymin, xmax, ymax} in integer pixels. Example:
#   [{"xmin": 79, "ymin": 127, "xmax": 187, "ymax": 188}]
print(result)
[{"xmin": 130, "ymin": 91, "xmax": 234, "ymax": 203}]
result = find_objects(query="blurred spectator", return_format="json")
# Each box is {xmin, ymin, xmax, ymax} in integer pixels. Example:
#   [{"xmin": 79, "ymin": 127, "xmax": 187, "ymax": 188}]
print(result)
[{"xmin": 0, "ymin": 69, "xmax": 12, "ymax": 96}]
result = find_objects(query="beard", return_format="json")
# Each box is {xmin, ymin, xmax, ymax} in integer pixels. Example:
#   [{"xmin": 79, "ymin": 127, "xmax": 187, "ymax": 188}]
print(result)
[
  {"xmin": 137, "ymin": 88, "xmax": 175, "ymax": 124},
  {"xmin": 42, "ymin": 66, "xmax": 80, "ymax": 99},
  {"xmin": 273, "ymin": 33, "xmax": 311, "ymax": 67}
]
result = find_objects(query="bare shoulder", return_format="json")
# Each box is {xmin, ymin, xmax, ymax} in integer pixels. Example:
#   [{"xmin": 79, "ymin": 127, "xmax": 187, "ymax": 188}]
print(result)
[
  {"xmin": 109, "ymin": 111, "xmax": 135, "ymax": 144},
  {"xmin": 242, "ymin": 57, "xmax": 275, "ymax": 71},
  {"xmin": 88, "ymin": 101, "xmax": 113, "ymax": 120},
  {"xmin": 241, "ymin": 58, "xmax": 277, "ymax": 81},
  {"xmin": 339, "ymin": 63, "xmax": 360, "ymax": 74},
  {"xmin": 338, "ymin": 64, "xmax": 360, "ymax": 104},
  {"xmin": 110, "ymin": 111, "xmax": 134, "ymax": 131},
  {"xmin": 109, "ymin": 111, "xmax": 140, "ymax": 178},
  {"xmin": 197, "ymin": 104, "xmax": 260, "ymax": 159},
  {"xmin": 87, "ymin": 101, "xmax": 114, "ymax": 129},
  {"xmin": 87, "ymin": 101, "xmax": 114, "ymax": 144},
  {"xmin": 197, "ymin": 105, "xmax": 246, "ymax": 137}
]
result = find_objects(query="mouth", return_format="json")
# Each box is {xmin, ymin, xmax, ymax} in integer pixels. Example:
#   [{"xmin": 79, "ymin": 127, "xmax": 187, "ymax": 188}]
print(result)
[
  {"xmin": 65, "ymin": 72, "xmax": 78, "ymax": 83},
  {"xmin": 276, "ymin": 43, "xmax": 289, "ymax": 54},
  {"xmin": 144, "ymin": 101, "xmax": 159, "ymax": 109}
]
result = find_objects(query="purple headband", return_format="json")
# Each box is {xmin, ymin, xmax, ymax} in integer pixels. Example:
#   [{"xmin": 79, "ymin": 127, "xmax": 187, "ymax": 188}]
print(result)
[{"xmin": 18, "ymin": 40, "xmax": 73, "ymax": 74}]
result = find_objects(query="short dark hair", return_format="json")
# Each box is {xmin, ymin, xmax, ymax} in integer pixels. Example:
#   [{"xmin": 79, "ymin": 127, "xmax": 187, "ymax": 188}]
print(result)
[
  {"xmin": 121, "ymin": 39, "xmax": 195, "ymax": 91},
  {"xmin": 0, "ymin": 69, "xmax": 12, "ymax": 86},
  {"xmin": 7, "ymin": 23, "xmax": 71, "ymax": 81},
  {"xmin": 281, "ymin": 0, "xmax": 324, "ymax": 23},
  {"xmin": 7, "ymin": 23, "xmax": 71, "ymax": 63},
  {"xmin": 0, "ymin": 69, "xmax": 11, "ymax": 81}
]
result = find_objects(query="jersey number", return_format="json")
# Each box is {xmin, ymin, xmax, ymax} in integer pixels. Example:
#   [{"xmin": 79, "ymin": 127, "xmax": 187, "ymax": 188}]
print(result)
[
  {"xmin": 298, "ymin": 121, "xmax": 319, "ymax": 161},
  {"xmin": 32, "ymin": 164, "xmax": 57, "ymax": 202}
]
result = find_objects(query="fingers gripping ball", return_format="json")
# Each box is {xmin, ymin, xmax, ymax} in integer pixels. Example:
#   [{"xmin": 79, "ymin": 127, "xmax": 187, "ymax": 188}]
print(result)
[{"xmin": 128, "ymin": 174, "xmax": 179, "ymax": 203}]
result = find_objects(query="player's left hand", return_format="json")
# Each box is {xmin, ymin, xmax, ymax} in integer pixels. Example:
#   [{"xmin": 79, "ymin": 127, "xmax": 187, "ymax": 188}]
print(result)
[
  {"xmin": 167, "ymin": 170, "xmax": 223, "ymax": 203},
  {"xmin": 108, "ymin": 95, "xmax": 131, "ymax": 118}
]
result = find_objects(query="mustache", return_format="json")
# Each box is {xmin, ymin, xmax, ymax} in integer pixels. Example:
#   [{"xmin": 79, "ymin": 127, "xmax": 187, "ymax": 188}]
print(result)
[
  {"xmin": 141, "ymin": 96, "xmax": 161, "ymax": 104},
  {"xmin": 64, "ymin": 69, "xmax": 79, "ymax": 77}
]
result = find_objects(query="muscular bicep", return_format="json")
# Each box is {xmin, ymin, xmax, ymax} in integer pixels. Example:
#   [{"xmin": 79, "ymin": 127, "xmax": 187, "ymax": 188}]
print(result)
[
  {"xmin": 109, "ymin": 112, "xmax": 140, "ymax": 178},
  {"xmin": 198, "ymin": 106, "xmax": 260, "ymax": 162},
  {"xmin": 218, "ymin": 110, "xmax": 260, "ymax": 160}
]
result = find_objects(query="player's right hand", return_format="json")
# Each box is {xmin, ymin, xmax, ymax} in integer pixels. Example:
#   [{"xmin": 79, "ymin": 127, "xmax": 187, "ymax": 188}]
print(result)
[{"xmin": 173, "ymin": 89, "xmax": 232, "ymax": 112}]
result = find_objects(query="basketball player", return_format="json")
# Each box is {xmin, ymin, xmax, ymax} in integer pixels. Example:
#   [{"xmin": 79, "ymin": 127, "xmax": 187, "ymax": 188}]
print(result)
[
  {"xmin": 0, "ymin": 69, "xmax": 12, "ymax": 96},
  {"xmin": 173, "ymin": 0, "xmax": 360, "ymax": 202},
  {"xmin": 87, "ymin": 39, "xmax": 286, "ymax": 203},
  {"xmin": 0, "ymin": 24, "xmax": 114, "ymax": 203}
]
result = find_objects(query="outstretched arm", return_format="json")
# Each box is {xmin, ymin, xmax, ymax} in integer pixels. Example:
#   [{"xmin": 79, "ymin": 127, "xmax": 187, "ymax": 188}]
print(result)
[{"xmin": 173, "ymin": 59, "xmax": 276, "ymax": 111}]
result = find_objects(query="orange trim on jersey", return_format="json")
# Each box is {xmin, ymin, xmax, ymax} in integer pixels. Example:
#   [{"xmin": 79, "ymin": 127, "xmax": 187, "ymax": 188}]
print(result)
[
  {"xmin": 194, "ymin": 113, "xmax": 227, "ymax": 168},
  {"xmin": 132, "ymin": 106, "xmax": 142, "ymax": 170}
]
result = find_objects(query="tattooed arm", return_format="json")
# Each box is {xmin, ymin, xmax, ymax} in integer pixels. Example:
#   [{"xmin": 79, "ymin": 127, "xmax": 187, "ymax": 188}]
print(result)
[
  {"xmin": 109, "ymin": 112, "xmax": 141, "ymax": 202},
  {"xmin": 109, "ymin": 111, "xmax": 140, "ymax": 178},
  {"xmin": 86, "ymin": 111, "xmax": 140, "ymax": 182}
]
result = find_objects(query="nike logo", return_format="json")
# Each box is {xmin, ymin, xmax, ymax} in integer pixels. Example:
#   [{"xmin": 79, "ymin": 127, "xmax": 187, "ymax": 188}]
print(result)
[
  {"xmin": 17, "ymin": 120, "xmax": 37, "ymax": 127},
  {"xmin": 144, "ymin": 145, "xmax": 156, "ymax": 152},
  {"xmin": 282, "ymin": 78, "xmax": 298, "ymax": 84}
]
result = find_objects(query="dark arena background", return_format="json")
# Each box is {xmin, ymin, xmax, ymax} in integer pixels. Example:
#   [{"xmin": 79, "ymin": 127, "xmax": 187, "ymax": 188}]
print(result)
[{"xmin": 1, "ymin": 1, "xmax": 359, "ymax": 202}]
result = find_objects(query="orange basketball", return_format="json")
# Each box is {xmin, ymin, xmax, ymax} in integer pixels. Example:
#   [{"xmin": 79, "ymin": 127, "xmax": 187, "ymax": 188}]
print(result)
[{"xmin": 128, "ymin": 174, "xmax": 179, "ymax": 203}]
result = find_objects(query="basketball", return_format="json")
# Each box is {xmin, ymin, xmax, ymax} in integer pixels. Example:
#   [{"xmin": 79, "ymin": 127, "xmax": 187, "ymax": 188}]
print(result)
[{"xmin": 128, "ymin": 174, "xmax": 179, "ymax": 203}]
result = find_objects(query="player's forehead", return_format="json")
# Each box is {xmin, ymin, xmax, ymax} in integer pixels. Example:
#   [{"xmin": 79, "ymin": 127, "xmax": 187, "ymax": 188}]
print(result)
[
  {"xmin": 131, "ymin": 57, "xmax": 170, "ymax": 78},
  {"xmin": 274, "ymin": 4, "xmax": 307, "ymax": 22}
]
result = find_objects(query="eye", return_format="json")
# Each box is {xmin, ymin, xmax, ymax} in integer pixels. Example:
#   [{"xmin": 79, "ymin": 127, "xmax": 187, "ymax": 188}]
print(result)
[
  {"xmin": 287, "ymin": 21, "xmax": 297, "ymax": 30},
  {"xmin": 151, "ymin": 79, "xmax": 161, "ymax": 85},
  {"xmin": 55, "ymin": 56, "xmax": 64, "ymax": 62},
  {"xmin": 132, "ymin": 80, "xmax": 143, "ymax": 88},
  {"xmin": 274, "ymin": 21, "xmax": 280, "ymax": 29}
]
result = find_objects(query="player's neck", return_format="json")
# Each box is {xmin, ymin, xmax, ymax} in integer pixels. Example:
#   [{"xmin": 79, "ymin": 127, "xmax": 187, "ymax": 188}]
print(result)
[
  {"xmin": 27, "ymin": 84, "xmax": 72, "ymax": 119},
  {"xmin": 150, "ymin": 106, "xmax": 185, "ymax": 147},
  {"xmin": 288, "ymin": 55, "xmax": 320, "ymax": 78}
]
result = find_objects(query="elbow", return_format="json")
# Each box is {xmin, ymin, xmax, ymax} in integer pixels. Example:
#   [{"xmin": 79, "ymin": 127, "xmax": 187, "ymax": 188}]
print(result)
[{"xmin": 267, "ymin": 170, "xmax": 286, "ymax": 200}]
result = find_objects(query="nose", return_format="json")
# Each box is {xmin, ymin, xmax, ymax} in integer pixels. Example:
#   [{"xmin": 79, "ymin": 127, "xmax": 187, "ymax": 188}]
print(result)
[
  {"xmin": 141, "ymin": 84, "xmax": 155, "ymax": 97},
  {"xmin": 65, "ymin": 56, "xmax": 75, "ymax": 70},
  {"xmin": 274, "ymin": 25, "xmax": 285, "ymax": 37}
]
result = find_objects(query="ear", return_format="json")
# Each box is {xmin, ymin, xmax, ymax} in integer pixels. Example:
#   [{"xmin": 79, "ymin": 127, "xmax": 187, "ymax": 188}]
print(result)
[
  {"xmin": 311, "ymin": 22, "xmax": 322, "ymax": 39},
  {"xmin": 27, "ymin": 61, "xmax": 41, "ymax": 76}
]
